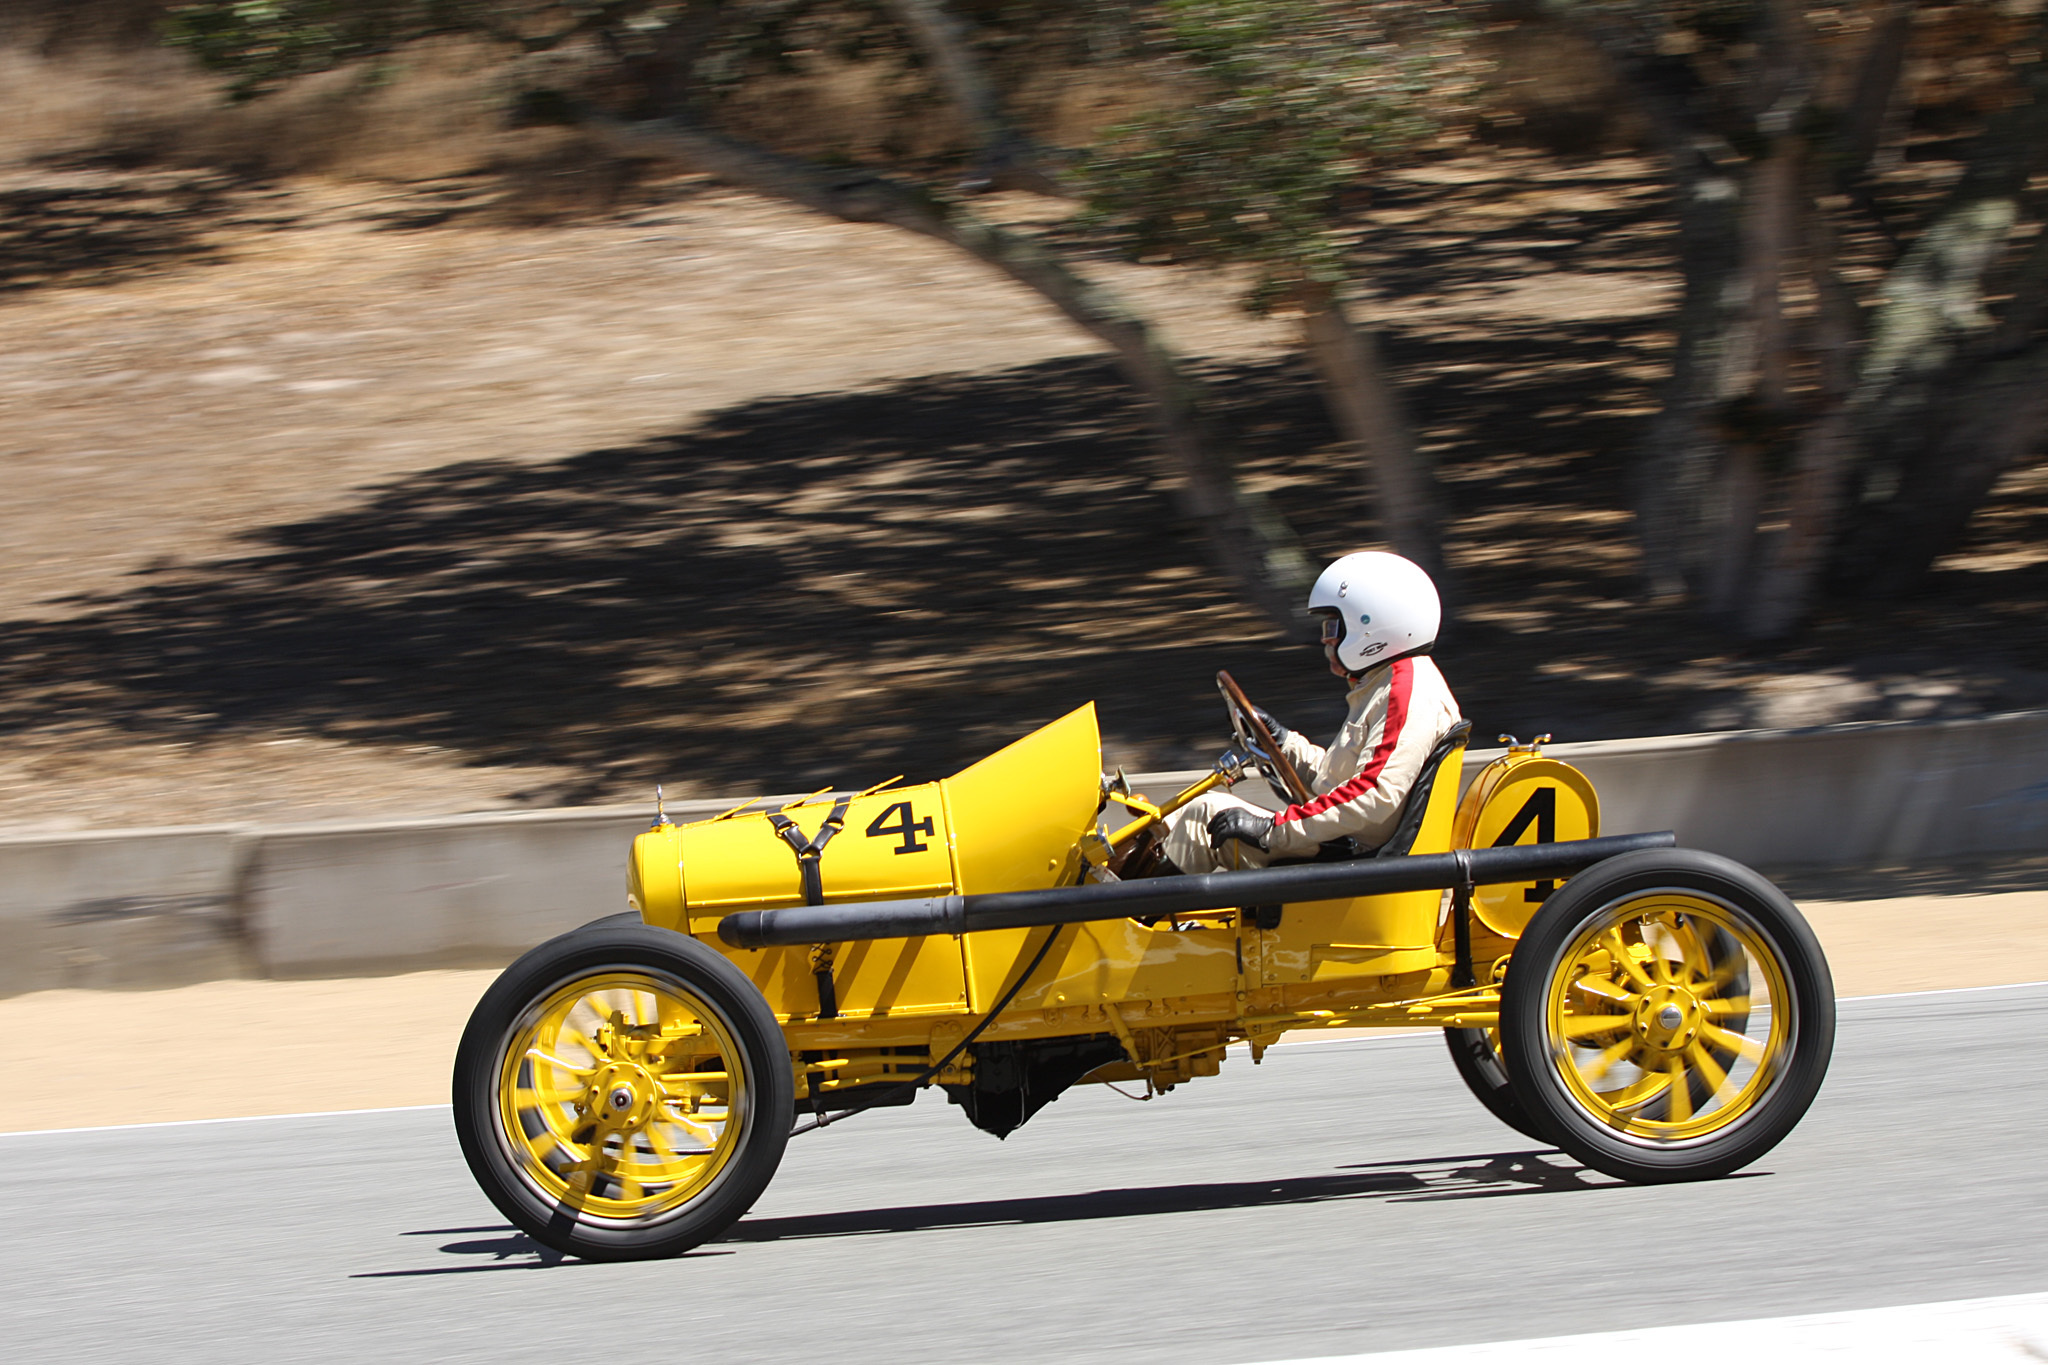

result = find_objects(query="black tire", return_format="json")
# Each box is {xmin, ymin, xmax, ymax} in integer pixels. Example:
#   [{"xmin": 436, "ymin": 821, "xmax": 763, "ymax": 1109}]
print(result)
[
  {"xmin": 1444, "ymin": 1027, "xmax": 1549, "ymax": 1142},
  {"xmin": 453, "ymin": 921, "xmax": 793, "ymax": 1261},
  {"xmin": 1499, "ymin": 848, "xmax": 1834, "ymax": 1184}
]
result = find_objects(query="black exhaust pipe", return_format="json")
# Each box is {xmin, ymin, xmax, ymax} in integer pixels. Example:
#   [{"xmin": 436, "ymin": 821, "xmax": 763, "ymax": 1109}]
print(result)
[{"xmin": 717, "ymin": 832, "xmax": 1677, "ymax": 948}]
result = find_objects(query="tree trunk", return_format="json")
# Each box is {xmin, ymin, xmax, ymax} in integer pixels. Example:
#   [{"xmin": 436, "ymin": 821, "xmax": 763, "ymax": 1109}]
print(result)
[
  {"xmin": 1834, "ymin": 256, "xmax": 2048, "ymax": 600},
  {"xmin": 1636, "ymin": 141, "xmax": 1755, "ymax": 605},
  {"xmin": 586, "ymin": 115, "xmax": 1314, "ymax": 628},
  {"xmin": 1583, "ymin": 1, "xmax": 2048, "ymax": 635},
  {"xmin": 882, "ymin": 0, "xmax": 1061, "ymax": 195},
  {"xmin": 1862, "ymin": 342, "xmax": 2048, "ymax": 596},
  {"xmin": 1827, "ymin": 204, "xmax": 2035, "ymax": 598},
  {"xmin": 1837, "ymin": 0, "xmax": 1913, "ymax": 242},
  {"xmin": 1826, "ymin": 35, "xmax": 2048, "ymax": 597},
  {"xmin": 1596, "ymin": 0, "xmax": 1869, "ymax": 638},
  {"xmin": 1842, "ymin": 3, "xmax": 1912, "ymax": 172},
  {"xmin": 1708, "ymin": 140, "xmax": 1804, "ymax": 629},
  {"xmin": 1741, "ymin": 158, "xmax": 1862, "ymax": 641},
  {"xmin": 1295, "ymin": 287, "xmax": 1443, "ymax": 580},
  {"xmin": 1567, "ymin": 9, "xmax": 1756, "ymax": 604},
  {"xmin": 1742, "ymin": 411, "xmax": 1850, "ymax": 640}
]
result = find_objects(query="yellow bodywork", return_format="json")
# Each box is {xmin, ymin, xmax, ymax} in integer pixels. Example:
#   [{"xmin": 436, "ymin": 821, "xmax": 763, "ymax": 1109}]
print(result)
[
  {"xmin": 625, "ymin": 707, "xmax": 1606, "ymax": 1097},
  {"xmin": 1453, "ymin": 746, "xmax": 1600, "ymax": 939}
]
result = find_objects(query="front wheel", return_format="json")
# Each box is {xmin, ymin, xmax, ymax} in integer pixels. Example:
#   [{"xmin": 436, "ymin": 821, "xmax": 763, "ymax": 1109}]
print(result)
[
  {"xmin": 1498, "ymin": 849, "xmax": 1834, "ymax": 1184},
  {"xmin": 453, "ymin": 922, "xmax": 794, "ymax": 1261}
]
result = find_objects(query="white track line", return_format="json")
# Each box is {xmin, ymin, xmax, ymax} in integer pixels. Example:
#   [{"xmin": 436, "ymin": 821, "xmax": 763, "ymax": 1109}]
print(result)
[
  {"xmin": 0, "ymin": 1103, "xmax": 449, "ymax": 1140},
  {"xmin": 5, "ymin": 979, "xmax": 2044, "ymax": 1140},
  {"xmin": 1837, "ymin": 977, "xmax": 2048, "ymax": 1003},
  {"xmin": 1239, "ymin": 1290, "xmax": 2048, "ymax": 1364}
]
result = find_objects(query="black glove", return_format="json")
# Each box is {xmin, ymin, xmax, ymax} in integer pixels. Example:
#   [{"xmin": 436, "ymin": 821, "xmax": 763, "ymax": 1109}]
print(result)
[
  {"xmin": 1251, "ymin": 707, "xmax": 1291, "ymax": 746},
  {"xmin": 1208, "ymin": 807, "xmax": 1274, "ymax": 853}
]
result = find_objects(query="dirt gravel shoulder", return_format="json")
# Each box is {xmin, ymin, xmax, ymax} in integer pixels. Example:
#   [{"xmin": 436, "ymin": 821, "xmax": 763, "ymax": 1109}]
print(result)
[{"xmin": 6, "ymin": 889, "xmax": 2043, "ymax": 1135}]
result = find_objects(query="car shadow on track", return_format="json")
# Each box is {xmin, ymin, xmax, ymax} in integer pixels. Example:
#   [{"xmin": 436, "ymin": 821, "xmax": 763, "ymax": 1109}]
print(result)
[
  {"xmin": 725, "ymin": 1150, "xmax": 1630, "ymax": 1244},
  {"xmin": 366, "ymin": 1149, "xmax": 1638, "ymax": 1273},
  {"xmin": 353, "ymin": 1227, "xmax": 735, "ymax": 1277}
]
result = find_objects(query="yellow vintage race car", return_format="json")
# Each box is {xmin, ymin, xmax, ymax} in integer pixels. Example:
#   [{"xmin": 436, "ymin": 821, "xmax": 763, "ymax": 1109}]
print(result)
[{"xmin": 453, "ymin": 680, "xmax": 1835, "ymax": 1261}]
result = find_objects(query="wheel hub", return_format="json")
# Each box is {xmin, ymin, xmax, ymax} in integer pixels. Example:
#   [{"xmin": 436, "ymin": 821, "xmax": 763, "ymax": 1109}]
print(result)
[
  {"xmin": 587, "ymin": 1061, "xmax": 659, "ymax": 1131},
  {"xmin": 1633, "ymin": 984, "xmax": 1702, "ymax": 1053}
]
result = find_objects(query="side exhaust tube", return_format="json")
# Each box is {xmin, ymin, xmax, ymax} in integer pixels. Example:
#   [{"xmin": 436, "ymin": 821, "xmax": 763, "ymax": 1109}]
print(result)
[{"xmin": 718, "ymin": 831, "xmax": 1677, "ymax": 949}]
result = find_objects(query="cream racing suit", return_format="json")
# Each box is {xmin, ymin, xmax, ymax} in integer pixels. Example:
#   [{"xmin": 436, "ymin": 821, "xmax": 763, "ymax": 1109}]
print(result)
[{"xmin": 1161, "ymin": 655, "xmax": 1463, "ymax": 874}]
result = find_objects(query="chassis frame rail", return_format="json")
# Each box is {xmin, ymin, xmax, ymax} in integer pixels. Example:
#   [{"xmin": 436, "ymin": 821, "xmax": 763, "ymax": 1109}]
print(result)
[{"xmin": 717, "ymin": 832, "xmax": 1677, "ymax": 948}]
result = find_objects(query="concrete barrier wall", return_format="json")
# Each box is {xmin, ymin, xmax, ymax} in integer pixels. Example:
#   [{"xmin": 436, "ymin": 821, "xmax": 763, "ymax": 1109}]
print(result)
[
  {"xmin": 0, "ymin": 826, "xmax": 253, "ymax": 996},
  {"xmin": 244, "ymin": 794, "xmax": 793, "ymax": 977},
  {"xmin": 1152, "ymin": 708, "xmax": 2048, "ymax": 867},
  {"xmin": 1546, "ymin": 709, "xmax": 2048, "ymax": 867},
  {"xmin": 247, "ymin": 808, "xmax": 651, "ymax": 977},
  {"xmin": 0, "ymin": 794, "xmax": 761, "ymax": 993},
  {"xmin": 1, "ymin": 710, "xmax": 2043, "ymax": 995}
]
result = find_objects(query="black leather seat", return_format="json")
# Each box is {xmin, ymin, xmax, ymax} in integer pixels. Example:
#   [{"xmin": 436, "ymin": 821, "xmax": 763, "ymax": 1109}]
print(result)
[{"xmin": 1306, "ymin": 718, "xmax": 1475, "ymax": 862}]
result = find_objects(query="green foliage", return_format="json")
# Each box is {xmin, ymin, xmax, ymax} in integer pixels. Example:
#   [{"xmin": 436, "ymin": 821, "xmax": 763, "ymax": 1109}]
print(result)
[
  {"xmin": 162, "ymin": 1, "xmax": 487, "ymax": 98},
  {"xmin": 157, "ymin": 1, "xmax": 908, "ymax": 114},
  {"xmin": 1077, "ymin": 0, "xmax": 1440, "ymax": 313},
  {"xmin": 161, "ymin": 1, "xmax": 676, "ymax": 99}
]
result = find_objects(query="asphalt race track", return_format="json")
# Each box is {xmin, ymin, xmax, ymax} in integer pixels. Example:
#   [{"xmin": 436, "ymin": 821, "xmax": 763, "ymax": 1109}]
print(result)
[{"xmin": 7, "ymin": 984, "xmax": 2046, "ymax": 1364}]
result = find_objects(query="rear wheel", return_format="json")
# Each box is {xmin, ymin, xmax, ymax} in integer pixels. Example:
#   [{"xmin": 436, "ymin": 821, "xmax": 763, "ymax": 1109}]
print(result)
[
  {"xmin": 1444, "ymin": 1027, "xmax": 1547, "ymax": 1141},
  {"xmin": 453, "ymin": 922, "xmax": 793, "ymax": 1260},
  {"xmin": 1499, "ymin": 849, "xmax": 1834, "ymax": 1183}
]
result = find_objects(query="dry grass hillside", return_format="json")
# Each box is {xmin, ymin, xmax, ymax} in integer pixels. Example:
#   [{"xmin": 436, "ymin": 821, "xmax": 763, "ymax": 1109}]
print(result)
[{"xmin": 2, "ymin": 38, "xmax": 2045, "ymax": 833}]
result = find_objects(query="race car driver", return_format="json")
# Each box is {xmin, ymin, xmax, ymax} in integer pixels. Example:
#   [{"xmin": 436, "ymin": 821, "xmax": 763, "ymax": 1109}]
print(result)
[{"xmin": 1160, "ymin": 551, "xmax": 1464, "ymax": 874}]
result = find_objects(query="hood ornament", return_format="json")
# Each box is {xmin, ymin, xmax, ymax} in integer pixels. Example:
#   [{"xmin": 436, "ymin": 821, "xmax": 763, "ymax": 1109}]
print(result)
[{"xmin": 650, "ymin": 783, "xmax": 672, "ymax": 830}]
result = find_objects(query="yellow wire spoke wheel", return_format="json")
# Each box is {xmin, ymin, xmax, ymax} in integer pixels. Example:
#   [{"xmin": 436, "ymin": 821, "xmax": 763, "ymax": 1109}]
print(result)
[
  {"xmin": 1547, "ymin": 899, "xmax": 1774, "ymax": 1140},
  {"xmin": 1499, "ymin": 849, "xmax": 1834, "ymax": 1184},
  {"xmin": 500, "ymin": 972, "xmax": 745, "ymax": 1220},
  {"xmin": 454, "ymin": 920, "xmax": 794, "ymax": 1261}
]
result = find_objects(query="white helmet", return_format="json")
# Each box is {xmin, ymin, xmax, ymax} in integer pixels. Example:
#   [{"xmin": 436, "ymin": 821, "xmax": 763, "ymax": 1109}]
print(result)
[{"xmin": 1307, "ymin": 551, "xmax": 1441, "ymax": 674}]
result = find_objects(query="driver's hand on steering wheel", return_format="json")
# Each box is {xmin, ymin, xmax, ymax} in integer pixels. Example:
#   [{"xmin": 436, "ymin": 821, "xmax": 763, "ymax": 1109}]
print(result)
[
  {"xmin": 1208, "ymin": 807, "xmax": 1274, "ymax": 854},
  {"xmin": 1251, "ymin": 706, "xmax": 1291, "ymax": 746}
]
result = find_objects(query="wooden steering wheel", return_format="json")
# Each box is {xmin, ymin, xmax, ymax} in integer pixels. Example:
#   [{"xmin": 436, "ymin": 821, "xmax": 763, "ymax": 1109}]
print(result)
[{"xmin": 1216, "ymin": 670, "xmax": 1312, "ymax": 805}]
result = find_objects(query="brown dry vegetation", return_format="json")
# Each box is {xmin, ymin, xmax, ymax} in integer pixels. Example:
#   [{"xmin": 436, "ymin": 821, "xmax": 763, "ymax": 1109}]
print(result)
[{"xmin": 1, "ymin": 38, "xmax": 2045, "ymax": 834}]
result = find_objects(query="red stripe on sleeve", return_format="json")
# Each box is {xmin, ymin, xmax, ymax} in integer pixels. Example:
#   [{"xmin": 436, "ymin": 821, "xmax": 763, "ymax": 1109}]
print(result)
[{"xmin": 1273, "ymin": 658, "xmax": 1414, "ymax": 825}]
